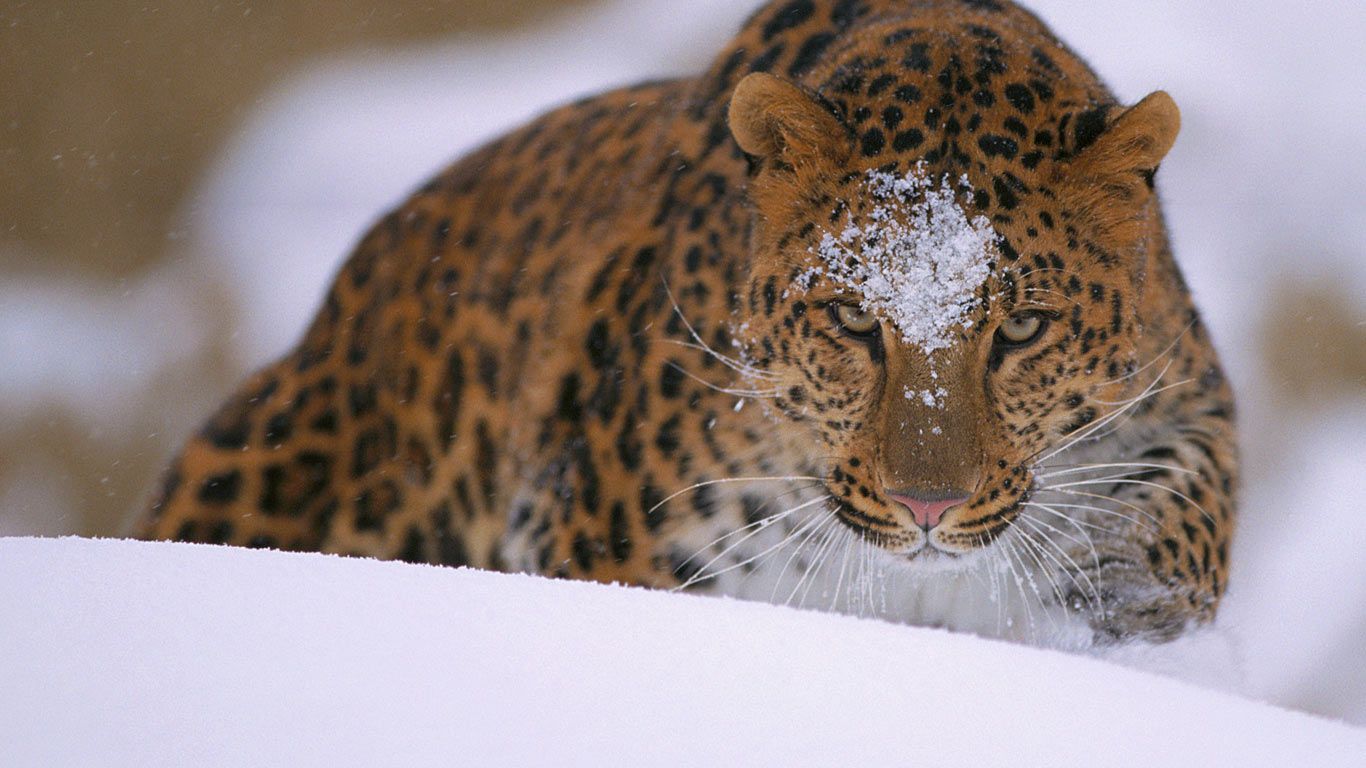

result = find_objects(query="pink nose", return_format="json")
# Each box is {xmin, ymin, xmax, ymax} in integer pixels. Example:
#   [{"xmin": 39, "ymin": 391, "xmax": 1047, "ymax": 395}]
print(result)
[{"xmin": 888, "ymin": 491, "xmax": 971, "ymax": 531}]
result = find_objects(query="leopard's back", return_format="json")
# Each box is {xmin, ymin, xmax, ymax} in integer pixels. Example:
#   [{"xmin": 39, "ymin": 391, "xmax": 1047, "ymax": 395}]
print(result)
[{"xmin": 143, "ymin": 79, "xmax": 731, "ymax": 576}]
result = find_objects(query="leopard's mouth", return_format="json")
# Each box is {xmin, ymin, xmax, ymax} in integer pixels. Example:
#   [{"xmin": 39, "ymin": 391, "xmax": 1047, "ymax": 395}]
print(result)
[{"xmin": 829, "ymin": 492, "xmax": 1027, "ymax": 564}]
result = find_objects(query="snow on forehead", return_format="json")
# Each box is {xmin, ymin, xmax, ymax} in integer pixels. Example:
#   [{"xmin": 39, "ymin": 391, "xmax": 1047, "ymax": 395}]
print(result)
[{"xmin": 802, "ymin": 165, "xmax": 998, "ymax": 354}]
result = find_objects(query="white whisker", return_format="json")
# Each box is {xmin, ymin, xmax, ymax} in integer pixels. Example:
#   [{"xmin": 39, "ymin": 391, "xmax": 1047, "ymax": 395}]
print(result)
[
  {"xmin": 664, "ymin": 360, "xmax": 781, "ymax": 399},
  {"xmin": 1018, "ymin": 515, "xmax": 1103, "ymax": 612},
  {"xmin": 1033, "ymin": 359, "xmax": 1180, "ymax": 466},
  {"xmin": 676, "ymin": 495, "xmax": 831, "ymax": 590},
  {"xmin": 1099, "ymin": 319, "xmax": 1195, "ymax": 386},
  {"xmin": 1021, "ymin": 502, "xmax": 1118, "ymax": 535},
  {"xmin": 1049, "ymin": 477, "xmax": 1217, "ymax": 528},
  {"xmin": 661, "ymin": 278, "xmax": 776, "ymax": 381},
  {"xmin": 790, "ymin": 517, "xmax": 842, "ymax": 608},
  {"xmin": 648, "ymin": 475, "xmax": 823, "ymax": 520},
  {"xmin": 1037, "ymin": 462, "xmax": 1196, "ymax": 479},
  {"xmin": 1022, "ymin": 287, "xmax": 1082, "ymax": 308},
  {"xmin": 997, "ymin": 536, "xmax": 1037, "ymax": 634},
  {"xmin": 660, "ymin": 338, "xmax": 779, "ymax": 381},
  {"xmin": 769, "ymin": 507, "xmax": 836, "ymax": 602},
  {"xmin": 1009, "ymin": 527, "xmax": 1067, "ymax": 610},
  {"xmin": 1044, "ymin": 490, "xmax": 1165, "ymax": 531}
]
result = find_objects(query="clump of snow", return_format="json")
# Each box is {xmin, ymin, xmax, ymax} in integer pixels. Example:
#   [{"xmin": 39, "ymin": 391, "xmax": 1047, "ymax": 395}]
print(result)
[
  {"xmin": 800, "ymin": 166, "xmax": 998, "ymax": 354},
  {"xmin": 907, "ymin": 385, "xmax": 949, "ymax": 409}
]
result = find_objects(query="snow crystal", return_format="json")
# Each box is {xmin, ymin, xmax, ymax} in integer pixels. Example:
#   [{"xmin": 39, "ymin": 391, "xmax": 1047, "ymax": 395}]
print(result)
[
  {"xmin": 904, "ymin": 385, "xmax": 949, "ymax": 409},
  {"xmin": 800, "ymin": 165, "xmax": 998, "ymax": 355}
]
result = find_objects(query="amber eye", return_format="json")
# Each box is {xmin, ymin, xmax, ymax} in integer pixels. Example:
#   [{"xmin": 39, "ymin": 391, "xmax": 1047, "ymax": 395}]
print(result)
[
  {"xmin": 832, "ymin": 303, "xmax": 880, "ymax": 336},
  {"xmin": 996, "ymin": 312, "xmax": 1047, "ymax": 346}
]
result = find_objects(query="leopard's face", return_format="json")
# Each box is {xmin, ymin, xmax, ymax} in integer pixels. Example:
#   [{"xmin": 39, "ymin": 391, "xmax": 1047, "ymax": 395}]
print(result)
[
  {"xmin": 735, "ymin": 160, "xmax": 1145, "ymax": 570},
  {"xmin": 725, "ymin": 12, "xmax": 1180, "ymax": 570}
]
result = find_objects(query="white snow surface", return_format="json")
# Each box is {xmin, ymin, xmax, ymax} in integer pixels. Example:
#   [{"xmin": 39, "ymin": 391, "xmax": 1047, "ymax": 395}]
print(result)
[
  {"xmin": 1, "ymin": 536, "xmax": 1362, "ymax": 767},
  {"xmin": 808, "ymin": 167, "xmax": 997, "ymax": 353}
]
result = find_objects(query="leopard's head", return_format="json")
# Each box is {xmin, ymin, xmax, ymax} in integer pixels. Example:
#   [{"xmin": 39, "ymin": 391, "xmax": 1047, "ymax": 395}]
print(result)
[{"xmin": 727, "ymin": 67, "xmax": 1180, "ymax": 569}]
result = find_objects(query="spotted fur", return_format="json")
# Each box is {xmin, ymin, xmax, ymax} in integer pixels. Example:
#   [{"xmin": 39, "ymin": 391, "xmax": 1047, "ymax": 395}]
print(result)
[{"xmin": 142, "ymin": 0, "xmax": 1237, "ymax": 645}]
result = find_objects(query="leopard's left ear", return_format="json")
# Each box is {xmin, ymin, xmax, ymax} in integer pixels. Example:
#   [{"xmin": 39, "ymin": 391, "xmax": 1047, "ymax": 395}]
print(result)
[
  {"xmin": 1062, "ymin": 91, "xmax": 1180, "ymax": 240},
  {"xmin": 729, "ymin": 72, "xmax": 852, "ymax": 171}
]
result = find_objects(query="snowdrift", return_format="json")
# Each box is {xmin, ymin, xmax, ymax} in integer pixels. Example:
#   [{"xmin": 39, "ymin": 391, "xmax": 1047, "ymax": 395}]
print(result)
[{"xmin": 1, "ymin": 537, "xmax": 1361, "ymax": 766}]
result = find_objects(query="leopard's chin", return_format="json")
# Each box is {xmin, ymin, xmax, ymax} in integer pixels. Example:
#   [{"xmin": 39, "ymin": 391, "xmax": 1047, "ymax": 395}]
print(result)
[
  {"xmin": 899, "ymin": 536, "xmax": 999, "ymax": 575},
  {"xmin": 903, "ymin": 545, "xmax": 966, "ymax": 569}
]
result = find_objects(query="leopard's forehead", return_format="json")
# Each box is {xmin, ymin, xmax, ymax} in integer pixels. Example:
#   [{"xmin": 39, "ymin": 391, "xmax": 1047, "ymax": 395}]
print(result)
[
  {"xmin": 798, "ymin": 165, "xmax": 999, "ymax": 354},
  {"xmin": 729, "ymin": 3, "xmax": 1138, "ymax": 328},
  {"xmin": 790, "ymin": 9, "xmax": 1117, "ymax": 206}
]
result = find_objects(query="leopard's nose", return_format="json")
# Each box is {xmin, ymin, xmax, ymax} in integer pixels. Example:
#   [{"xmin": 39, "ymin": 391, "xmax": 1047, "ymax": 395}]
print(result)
[{"xmin": 887, "ymin": 489, "xmax": 971, "ymax": 531}]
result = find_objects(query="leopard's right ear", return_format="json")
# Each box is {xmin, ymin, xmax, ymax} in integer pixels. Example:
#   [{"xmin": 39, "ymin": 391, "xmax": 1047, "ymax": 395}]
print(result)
[{"xmin": 729, "ymin": 73, "xmax": 852, "ymax": 171}]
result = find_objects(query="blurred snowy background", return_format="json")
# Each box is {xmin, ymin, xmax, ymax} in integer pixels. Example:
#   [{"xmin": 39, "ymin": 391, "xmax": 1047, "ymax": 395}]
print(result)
[{"xmin": 2, "ymin": 0, "xmax": 1363, "ymax": 725}]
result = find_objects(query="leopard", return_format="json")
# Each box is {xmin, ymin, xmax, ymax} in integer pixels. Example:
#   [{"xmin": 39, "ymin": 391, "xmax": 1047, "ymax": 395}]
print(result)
[{"xmin": 140, "ymin": 0, "xmax": 1238, "ymax": 648}]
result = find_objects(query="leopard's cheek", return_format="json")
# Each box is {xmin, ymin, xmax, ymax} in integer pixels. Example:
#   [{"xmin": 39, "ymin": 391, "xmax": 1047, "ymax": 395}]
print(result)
[
  {"xmin": 750, "ymin": 307, "xmax": 881, "ymax": 433},
  {"xmin": 985, "ymin": 317, "xmax": 1133, "ymax": 463}
]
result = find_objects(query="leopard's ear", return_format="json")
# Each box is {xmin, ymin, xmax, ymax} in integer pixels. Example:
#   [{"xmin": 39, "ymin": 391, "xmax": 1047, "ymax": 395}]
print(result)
[
  {"xmin": 729, "ymin": 73, "xmax": 852, "ymax": 170},
  {"xmin": 1072, "ymin": 91, "xmax": 1180, "ymax": 180},
  {"xmin": 1062, "ymin": 91, "xmax": 1180, "ymax": 241}
]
